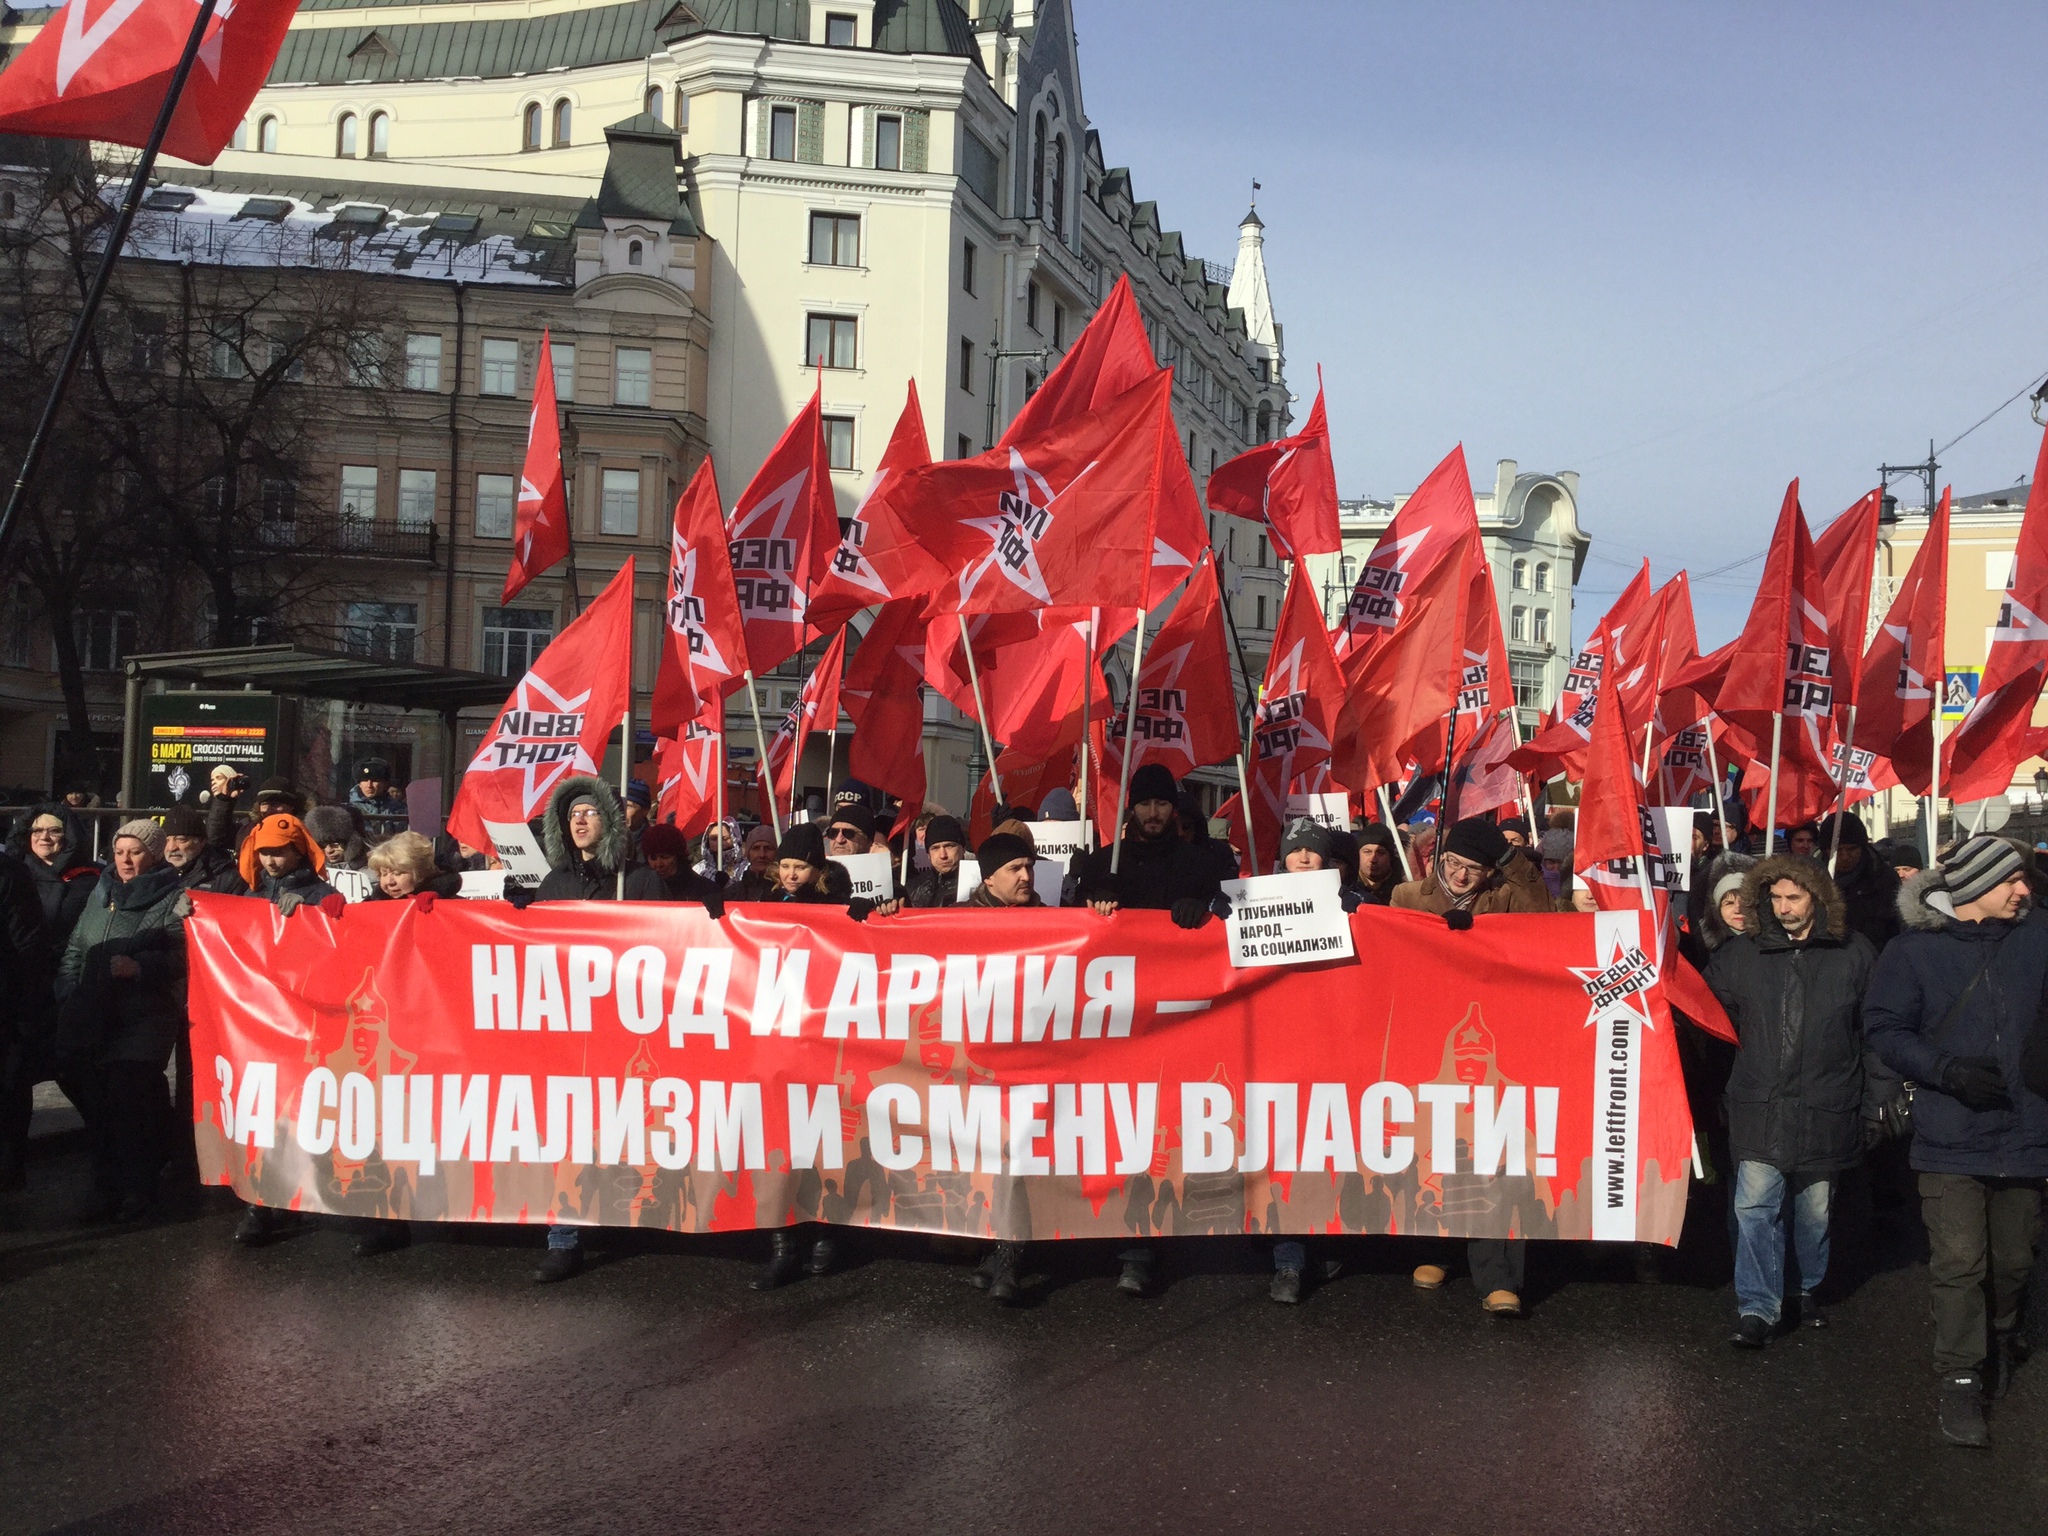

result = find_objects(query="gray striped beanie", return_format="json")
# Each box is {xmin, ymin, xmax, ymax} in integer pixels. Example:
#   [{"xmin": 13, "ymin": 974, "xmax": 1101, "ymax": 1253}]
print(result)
[{"xmin": 1940, "ymin": 835, "xmax": 2025, "ymax": 907}]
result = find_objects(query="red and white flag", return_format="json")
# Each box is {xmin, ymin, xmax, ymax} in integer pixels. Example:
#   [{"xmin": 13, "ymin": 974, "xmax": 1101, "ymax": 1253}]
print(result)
[
  {"xmin": 1858, "ymin": 488, "xmax": 1949, "ymax": 795},
  {"xmin": 1331, "ymin": 444, "xmax": 1481, "ymax": 671},
  {"xmin": 727, "ymin": 387, "xmax": 840, "ymax": 676},
  {"xmin": 1944, "ymin": 426, "xmax": 2048, "ymax": 801},
  {"xmin": 759, "ymin": 629, "xmax": 846, "ymax": 814},
  {"xmin": 0, "ymin": 0, "xmax": 301, "ymax": 166},
  {"xmin": 648, "ymin": 459, "xmax": 747, "ymax": 737},
  {"xmin": 1342, "ymin": 534, "xmax": 1473, "ymax": 793},
  {"xmin": 1510, "ymin": 562, "xmax": 1655, "ymax": 783},
  {"xmin": 1813, "ymin": 489, "xmax": 1884, "ymax": 732},
  {"xmin": 502, "ymin": 331, "xmax": 570, "ymax": 604},
  {"xmin": 1245, "ymin": 570, "xmax": 1351, "ymax": 873},
  {"xmin": 843, "ymin": 598, "xmax": 931, "ymax": 841},
  {"xmin": 1446, "ymin": 709, "xmax": 1524, "ymax": 821},
  {"xmin": 654, "ymin": 695, "xmax": 723, "ymax": 838},
  {"xmin": 1207, "ymin": 377, "xmax": 1342, "ymax": 560},
  {"xmin": 808, "ymin": 380, "xmax": 947, "ymax": 636},
  {"xmin": 448, "ymin": 559, "xmax": 635, "ymax": 856}
]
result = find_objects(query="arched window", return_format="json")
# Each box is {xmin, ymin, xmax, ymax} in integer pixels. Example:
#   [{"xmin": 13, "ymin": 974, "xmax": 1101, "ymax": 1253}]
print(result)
[
  {"xmin": 231, "ymin": 122, "xmax": 246, "ymax": 151},
  {"xmin": 336, "ymin": 112, "xmax": 357, "ymax": 158},
  {"xmin": 644, "ymin": 85, "xmax": 664, "ymax": 124},
  {"xmin": 1255, "ymin": 402, "xmax": 1272, "ymax": 443},
  {"xmin": 1535, "ymin": 562, "xmax": 1552, "ymax": 593},
  {"xmin": 1049, "ymin": 135, "xmax": 1067, "ymax": 236},
  {"xmin": 1512, "ymin": 558, "xmax": 1528, "ymax": 590},
  {"xmin": 258, "ymin": 115, "xmax": 278, "ymax": 153},
  {"xmin": 552, "ymin": 98, "xmax": 572, "ymax": 148},
  {"xmin": 522, "ymin": 102, "xmax": 542, "ymax": 152},
  {"xmin": 368, "ymin": 111, "xmax": 389, "ymax": 159},
  {"xmin": 628, "ymin": 240, "xmax": 643, "ymax": 266},
  {"xmin": 1030, "ymin": 113, "xmax": 1046, "ymax": 219}
]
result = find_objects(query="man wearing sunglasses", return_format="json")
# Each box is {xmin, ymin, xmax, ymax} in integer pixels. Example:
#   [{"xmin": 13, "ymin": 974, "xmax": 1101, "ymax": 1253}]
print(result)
[{"xmin": 823, "ymin": 802, "xmax": 876, "ymax": 856}]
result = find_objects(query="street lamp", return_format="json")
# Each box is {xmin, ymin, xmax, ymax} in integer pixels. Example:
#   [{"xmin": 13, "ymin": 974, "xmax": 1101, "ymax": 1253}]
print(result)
[{"xmin": 2033, "ymin": 766, "xmax": 2047, "ymax": 805}]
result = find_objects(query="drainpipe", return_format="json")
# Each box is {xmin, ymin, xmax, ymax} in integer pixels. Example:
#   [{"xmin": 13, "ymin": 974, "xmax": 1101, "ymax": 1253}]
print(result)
[{"xmin": 442, "ymin": 279, "xmax": 465, "ymax": 670}]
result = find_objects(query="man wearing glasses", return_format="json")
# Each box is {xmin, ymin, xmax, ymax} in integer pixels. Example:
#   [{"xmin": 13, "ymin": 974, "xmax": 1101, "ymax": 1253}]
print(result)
[{"xmin": 823, "ymin": 802, "xmax": 877, "ymax": 855}]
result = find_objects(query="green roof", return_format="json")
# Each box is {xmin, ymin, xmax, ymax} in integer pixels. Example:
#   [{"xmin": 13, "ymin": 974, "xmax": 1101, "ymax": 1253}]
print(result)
[
  {"xmin": 585, "ymin": 114, "xmax": 696, "ymax": 235},
  {"xmin": 660, "ymin": 0, "xmax": 980, "ymax": 61}
]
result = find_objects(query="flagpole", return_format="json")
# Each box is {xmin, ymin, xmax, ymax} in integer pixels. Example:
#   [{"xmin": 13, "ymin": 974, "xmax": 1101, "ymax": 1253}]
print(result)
[
  {"xmin": 0, "ymin": 0, "xmax": 222, "ymax": 577},
  {"xmin": 1110, "ymin": 609, "xmax": 1151, "ymax": 876},
  {"xmin": 617, "ymin": 708, "xmax": 631, "ymax": 900},
  {"xmin": 956, "ymin": 614, "xmax": 1005, "ymax": 808},
  {"xmin": 1441, "ymin": 707, "xmax": 1462, "ymax": 825},
  {"xmin": 1927, "ymin": 706, "xmax": 1946, "ymax": 862},
  {"xmin": 743, "ymin": 670, "xmax": 782, "ymax": 839},
  {"xmin": 714, "ymin": 718, "xmax": 727, "ymax": 874},
  {"xmin": 1077, "ymin": 612, "xmax": 1094, "ymax": 844},
  {"xmin": 823, "ymin": 721, "xmax": 837, "ymax": 812},
  {"xmin": 1702, "ymin": 716, "xmax": 1732, "ymax": 852},
  {"xmin": 1764, "ymin": 712, "xmax": 1784, "ymax": 857},
  {"xmin": 1379, "ymin": 785, "xmax": 1415, "ymax": 881},
  {"xmin": 1826, "ymin": 703, "xmax": 1859, "ymax": 876},
  {"xmin": 1234, "ymin": 751, "xmax": 1259, "ymax": 874},
  {"xmin": 1506, "ymin": 701, "xmax": 1544, "ymax": 840}
]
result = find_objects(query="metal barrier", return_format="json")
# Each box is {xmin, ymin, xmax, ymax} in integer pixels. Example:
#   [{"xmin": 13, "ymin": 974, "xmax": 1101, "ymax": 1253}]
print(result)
[{"xmin": 4, "ymin": 803, "xmax": 414, "ymax": 861}]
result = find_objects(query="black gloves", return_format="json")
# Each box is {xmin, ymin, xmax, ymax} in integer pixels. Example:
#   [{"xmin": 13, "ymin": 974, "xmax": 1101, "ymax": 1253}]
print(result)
[
  {"xmin": 700, "ymin": 890, "xmax": 725, "ymax": 921},
  {"xmin": 1340, "ymin": 889, "xmax": 1363, "ymax": 914},
  {"xmin": 1942, "ymin": 1055, "xmax": 2012, "ymax": 1111},
  {"xmin": 846, "ymin": 897, "xmax": 876, "ymax": 923},
  {"xmin": 1170, "ymin": 897, "xmax": 1211, "ymax": 930},
  {"xmin": 1443, "ymin": 909, "xmax": 1474, "ymax": 932},
  {"xmin": 1209, "ymin": 892, "xmax": 1234, "ymax": 921}
]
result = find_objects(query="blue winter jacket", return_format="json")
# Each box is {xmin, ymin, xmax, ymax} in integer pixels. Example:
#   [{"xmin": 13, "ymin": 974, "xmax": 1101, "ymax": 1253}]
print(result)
[{"xmin": 1863, "ymin": 870, "xmax": 2048, "ymax": 1178}]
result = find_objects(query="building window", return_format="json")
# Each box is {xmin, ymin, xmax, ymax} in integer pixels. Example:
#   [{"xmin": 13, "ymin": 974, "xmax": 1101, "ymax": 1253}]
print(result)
[
  {"xmin": 875, "ymin": 113, "xmax": 902, "ymax": 170},
  {"xmin": 398, "ymin": 469, "xmax": 436, "ymax": 531},
  {"xmin": 1026, "ymin": 280, "xmax": 1041, "ymax": 332},
  {"xmin": 522, "ymin": 102, "xmax": 542, "ymax": 151},
  {"xmin": 1510, "ymin": 606, "xmax": 1528, "ymax": 643},
  {"xmin": 482, "ymin": 607, "xmax": 553, "ymax": 677},
  {"xmin": 551, "ymin": 98, "xmax": 572, "ymax": 147},
  {"xmin": 1023, "ymin": 370, "xmax": 1039, "ymax": 400},
  {"xmin": 822, "ymin": 416, "xmax": 855, "ymax": 471},
  {"xmin": 627, "ymin": 239, "xmax": 643, "ymax": 266},
  {"xmin": 1255, "ymin": 595, "xmax": 1267, "ymax": 630},
  {"xmin": 342, "ymin": 602, "xmax": 418, "ymax": 662},
  {"xmin": 479, "ymin": 337, "xmax": 519, "ymax": 395},
  {"xmin": 552, "ymin": 341, "xmax": 575, "ymax": 401},
  {"xmin": 808, "ymin": 211, "xmax": 859, "ymax": 266},
  {"xmin": 769, "ymin": 105, "xmax": 797, "ymax": 161},
  {"xmin": 475, "ymin": 473, "xmax": 515, "ymax": 539},
  {"xmin": 339, "ymin": 465, "xmax": 377, "ymax": 540},
  {"xmin": 1512, "ymin": 558, "xmax": 1528, "ymax": 590},
  {"xmin": 130, "ymin": 314, "xmax": 165, "ymax": 373},
  {"xmin": 1031, "ymin": 113, "xmax": 1046, "ymax": 219},
  {"xmin": 1052, "ymin": 303, "xmax": 1066, "ymax": 349},
  {"xmin": 957, "ymin": 434, "xmax": 972, "ymax": 460},
  {"xmin": 600, "ymin": 469, "xmax": 641, "ymax": 535},
  {"xmin": 1048, "ymin": 135, "xmax": 1067, "ymax": 236},
  {"xmin": 344, "ymin": 330, "xmax": 385, "ymax": 388},
  {"xmin": 962, "ymin": 238, "xmax": 977, "ymax": 294},
  {"xmin": 1535, "ymin": 562, "xmax": 1552, "ymax": 593},
  {"xmin": 959, "ymin": 336, "xmax": 974, "ymax": 393},
  {"xmin": 1533, "ymin": 607, "xmax": 1551, "ymax": 646},
  {"xmin": 644, "ymin": 84, "xmax": 664, "ymax": 124},
  {"xmin": 260, "ymin": 477, "xmax": 297, "ymax": 537},
  {"xmin": 73, "ymin": 610, "xmax": 135, "ymax": 672},
  {"xmin": 336, "ymin": 113, "xmax": 357, "ymax": 158},
  {"xmin": 614, "ymin": 346, "xmax": 652, "ymax": 407},
  {"xmin": 403, "ymin": 333, "xmax": 441, "ymax": 391},
  {"xmin": 805, "ymin": 313, "xmax": 856, "ymax": 369},
  {"xmin": 257, "ymin": 115, "xmax": 278, "ymax": 153},
  {"xmin": 825, "ymin": 11, "xmax": 857, "ymax": 46},
  {"xmin": 1208, "ymin": 448, "xmax": 1218, "ymax": 476},
  {"xmin": 368, "ymin": 111, "xmax": 389, "ymax": 158},
  {"xmin": 1511, "ymin": 657, "xmax": 1546, "ymax": 709},
  {"xmin": 1256, "ymin": 534, "xmax": 1268, "ymax": 569}
]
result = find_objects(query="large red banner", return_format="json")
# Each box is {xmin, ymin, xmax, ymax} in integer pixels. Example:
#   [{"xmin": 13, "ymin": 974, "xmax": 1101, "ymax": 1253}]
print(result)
[{"xmin": 185, "ymin": 897, "xmax": 1693, "ymax": 1246}]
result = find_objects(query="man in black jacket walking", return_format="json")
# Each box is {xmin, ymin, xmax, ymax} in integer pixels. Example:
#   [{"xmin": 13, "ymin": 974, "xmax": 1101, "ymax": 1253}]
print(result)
[
  {"xmin": 1705, "ymin": 855, "xmax": 1879, "ymax": 1349},
  {"xmin": 1866, "ymin": 834, "xmax": 2048, "ymax": 1447},
  {"xmin": 904, "ymin": 815, "xmax": 969, "ymax": 907}
]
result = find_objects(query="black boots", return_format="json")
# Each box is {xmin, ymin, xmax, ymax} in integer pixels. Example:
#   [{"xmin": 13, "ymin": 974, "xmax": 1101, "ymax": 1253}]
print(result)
[
  {"xmin": 1116, "ymin": 1256, "xmax": 1153, "ymax": 1298},
  {"xmin": 1991, "ymin": 1329, "xmax": 2031, "ymax": 1398},
  {"xmin": 233, "ymin": 1204, "xmax": 297, "ymax": 1247},
  {"xmin": 1269, "ymin": 1267, "xmax": 1303, "ymax": 1305},
  {"xmin": 1729, "ymin": 1314, "xmax": 1770, "ymax": 1349},
  {"xmin": 1939, "ymin": 1371, "xmax": 1989, "ymax": 1447},
  {"xmin": 753, "ymin": 1228, "xmax": 803, "ymax": 1290},
  {"xmin": 806, "ymin": 1234, "xmax": 836, "ymax": 1277},
  {"xmin": 532, "ymin": 1244, "xmax": 584, "ymax": 1284},
  {"xmin": 988, "ymin": 1242, "xmax": 1025, "ymax": 1305}
]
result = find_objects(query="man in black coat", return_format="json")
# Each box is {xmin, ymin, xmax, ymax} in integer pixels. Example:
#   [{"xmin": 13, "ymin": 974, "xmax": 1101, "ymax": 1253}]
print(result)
[
  {"xmin": 0, "ymin": 849, "xmax": 49, "ymax": 1190},
  {"xmin": 1814, "ymin": 811, "xmax": 1901, "ymax": 952},
  {"xmin": 1072, "ymin": 763, "xmax": 1223, "ymax": 929},
  {"xmin": 160, "ymin": 806, "xmax": 248, "ymax": 896},
  {"xmin": 1706, "ymin": 855, "xmax": 1881, "ymax": 1349},
  {"xmin": 1866, "ymin": 834, "xmax": 2048, "ymax": 1447},
  {"xmin": 904, "ymin": 815, "xmax": 969, "ymax": 907}
]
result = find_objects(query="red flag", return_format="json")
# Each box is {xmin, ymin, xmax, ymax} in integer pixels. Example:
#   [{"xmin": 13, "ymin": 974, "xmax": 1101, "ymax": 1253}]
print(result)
[
  {"xmin": 1405, "ymin": 540, "xmax": 1512, "ymax": 781},
  {"xmin": 1332, "ymin": 444, "xmax": 1481, "ymax": 671},
  {"xmin": 1813, "ymin": 489, "xmax": 1883, "ymax": 723},
  {"xmin": 655, "ymin": 696, "xmax": 723, "ymax": 838},
  {"xmin": 648, "ymin": 460, "xmax": 747, "ymax": 737},
  {"xmin": 1447, "ymin": 710, "xmax": 1524, "ymax": 820},
  {"xmin": 1649, "ymin": 574, "xmax": 1710, "ymax": 751},
  {"xmin": 759, "ymin": 630, "xmax": 846, "ymax": 813},
  {"xmin": 1858, "ymin": 488, "xmax": 1949, "ymax": 795},
  {"xmin": 808, "ymin": 380, "xmax": 947, "ymax": 635},
  {"xmin": 1096, "ymin": 554, "xmax": 1243, "ymax": 796},
  {"xmin": 1207, "ymin": 379, "xmax": 1341, "ymax": 559},
  {"xmin": 843, "ymin": 599, "xmax": 931, "ymax": 840},
  {"xmin": 448, "ymin": 559, "xmax": 635, "ymax": 856},
  {"xmin": 502, "ymin": 331, "xmax": 570, "ymax": 604},
  {"xmin": 1509, "ymin": 563, "xmax": 1658, "ymax": 784},
  {"xmin": 1944, "ymin": 427, "xmax": 2048, "ymax": 800},
  {"xmin": 1576, "ymin": 660, "xmax": 1649, "ymax": 873},
  {"xmin": 1245, "ymin": 570, "xmax": 1351, "ymax": 873},
  {"xmin": 726, "ymin": 387, "xmax": 840, "ymax": 676},
  {"xmin": 1340, "ymin": 535, "xmax": 1470, "ymax": 793},
  {"xmin": 0, "ymin": 0, "xmax": 300, "ymax": 166},
  {"xmin": 887, "ymin": 371, "xmax": 1174, "ymax": 617}
]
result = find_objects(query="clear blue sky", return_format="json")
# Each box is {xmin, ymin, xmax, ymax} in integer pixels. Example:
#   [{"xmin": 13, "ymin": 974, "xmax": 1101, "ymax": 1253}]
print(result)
[{"xmin": 1076, "ymin": 1, "xmax": 2048, "ymax": 645}]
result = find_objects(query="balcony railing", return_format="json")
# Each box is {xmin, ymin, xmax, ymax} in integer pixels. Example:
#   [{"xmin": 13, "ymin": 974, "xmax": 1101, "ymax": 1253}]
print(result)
[{"xmin": 256, "ymin": 513, "xmax": 438, "ymax": 562}]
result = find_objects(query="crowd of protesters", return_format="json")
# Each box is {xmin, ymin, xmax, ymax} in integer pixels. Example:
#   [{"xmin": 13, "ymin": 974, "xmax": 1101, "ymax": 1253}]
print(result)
[{"xmin": 2, "ymin": 756, "xmax": 2045, "ymax": 1449}]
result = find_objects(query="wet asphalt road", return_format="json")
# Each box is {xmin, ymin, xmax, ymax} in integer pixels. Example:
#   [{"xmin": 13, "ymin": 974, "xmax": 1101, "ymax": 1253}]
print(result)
[{"xmin": 3, "ymin": 1144, "xmax": 2047, "ymax": 1536}]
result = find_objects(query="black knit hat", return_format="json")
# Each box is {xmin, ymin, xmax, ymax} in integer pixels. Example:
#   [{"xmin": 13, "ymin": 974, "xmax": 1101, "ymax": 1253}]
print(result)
[
  {"xmin": 778, "ymin": 823, "xmax": 827, "ymax": 866},
  {"xmin": 160, "ymin": 806, "xmax": 207, "ymax": 839},
  {"xmin": 976, "ymin": 831, "xmax": 1037, "ymax": 878},
  {"xmin": 254, "ymin": 777, "xmax": 303, "ymax": 813},
  {"xmin": 923, "ymin": 815, "xmax": 966, "ymax": 850},
  {"xmin": 1128, "ymin": 762, "xmax": 1178, "ymax": 807},
  {"xmin": 1279, "ymin": 818, "xmax": 1335, "ymax": 863},
  {"xmin": 825, "ymin": 801, "xmax": 876, "ymax": 837},
  {"xmin": 1443, "ymin": 815, "xmax": 1509, "ymax": 868}
]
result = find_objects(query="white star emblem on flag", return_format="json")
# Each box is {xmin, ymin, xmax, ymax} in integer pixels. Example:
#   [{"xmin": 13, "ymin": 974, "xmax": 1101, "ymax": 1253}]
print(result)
[{"xmin": 468, "ymin": 673, "xmax": 598, "ymax": 819}]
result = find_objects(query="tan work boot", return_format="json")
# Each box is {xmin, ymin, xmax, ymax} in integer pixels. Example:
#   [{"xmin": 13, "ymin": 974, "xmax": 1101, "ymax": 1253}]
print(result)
[
  {"xmin": 1482, "ymin": 1289, "xmax": 1523, "ymax": 1316},
  {"xmin": 1411, "ymin": 1263, "xmax": 1448, "ymax": 1289}
]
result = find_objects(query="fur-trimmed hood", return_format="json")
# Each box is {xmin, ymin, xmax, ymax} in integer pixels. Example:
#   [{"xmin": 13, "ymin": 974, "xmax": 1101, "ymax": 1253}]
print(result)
[
  {"xmin": 540, "ymin": 775, "xmax": 627, "ymax": 875},
  {"xmin": 1896, "ymin": 861, "xmax": 2036, "ymax": 933},
  {"xmin": 1738, "ymin": 854, "xmax": 1847, "ymax": 944},
  {"xmin": 1697, "ymin": 852, "xmax": 1759, "ymax": 950}
]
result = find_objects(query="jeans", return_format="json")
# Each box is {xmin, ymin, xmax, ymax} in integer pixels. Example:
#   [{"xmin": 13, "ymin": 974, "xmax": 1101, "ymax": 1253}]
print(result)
[
  {"xmin": 546, "ymin": 1223, "xmax": 581, "ymax": 1251},
  {"xmin": 1732, "ymin": 1160, "xmax": 1830, "ymax": 1324},
  {"xmin": 1920, "ymin": 1173, "xmax": 2043, "ymax": 1373},
  {"xmin": 1274, "ymin": 1240, "xmax": 1306, "ymax": 1272}
]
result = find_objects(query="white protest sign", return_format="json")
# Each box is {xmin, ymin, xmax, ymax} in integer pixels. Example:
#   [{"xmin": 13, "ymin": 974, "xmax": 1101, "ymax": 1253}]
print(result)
[
  {"xmin": 1219, "ymin": 869, "xmax": 1356, "ymax": 969},
  {"xmin": 327, "ymin": 867, "xmax": 374, "ymax": 904},
  {"xmin": 1286, "ymin": 792, "xmax": 1350, "ymax": 831},
  {"xmin": 1027, "ymin": 819, "xmax": 1089, "ymax": 906},
  {"xmin": 459, "ymin": 870, "xmax": 508, "ymax": 901},
  {"xmin": 1645, "ymin": 806, "xmax": 1695, "ymax": 893},
  {"xmin": 482, "ymin": 818, "xmax": 550, "ymax": 887},
  {"xmin": 831, "ymin": 850, "xmax": 896, "ymax": 901}
]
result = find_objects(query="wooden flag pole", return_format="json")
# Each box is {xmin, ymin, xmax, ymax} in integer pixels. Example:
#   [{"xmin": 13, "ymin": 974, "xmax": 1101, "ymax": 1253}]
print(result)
[
  {"xmin": 1379, "ymin": 785, "xmax": 1415, "ymax": 881},
  {"xmin": 617, "ymin": 707, "xmax": 631, "ymax": 900},
  {"xmin": 743, "ymin": 670, "xmax": 782, "ymax": 840},
  {"xmin": 1702, "ymin": 716, "xmax": 1732, "ymax": 852},
  {"xmin": 1763, "ymin": 712, "xmax": 1784, "ymax": 857},
  {"xmin": 956, "ymin": 614, "xmax": 1005, "ymax": 808},
  {"xmin": 1109, "ymin": 610, "xmax": 1151, "ymax": 875},
  {"xmin": 1234, "ymin": 751, "xmax": 1259, "ymax": 875}
]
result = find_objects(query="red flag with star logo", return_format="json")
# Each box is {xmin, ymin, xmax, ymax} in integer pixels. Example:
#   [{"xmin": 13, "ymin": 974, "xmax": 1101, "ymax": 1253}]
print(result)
[
  {"xmin": 649, "ymin": 459, "xmax": 747, "ymax": 737},
  {"xmin": 0, "ymin": 0, "xmax": 301, "ymax": 166},
  {"xmin": 1339, "ymin": 532, "xmax": 1468, "ymax": 792},
  {"xmin": 759, "ymin": 629, "xmax": 846, "ymax": 815},
  {"xmin": 1813, "ymin": 489, "xmax": 1884, "ymax": 728},
  {"xmin": 726, "ymin": 387, "xmax": 841, "ymax": 676},
  {"xmin": 843, "ymin": 598, "xmax": 931, "ymax": 840},
  {"xmin": 1207, "ymin": 377, "xmax": 1342, "ymax": 560},
  {"xmin": 1943, "ymin": 427, "xmax": 2048, "ymax": 800},
  {"xmin": 502, "ymin": 331, "xmax": 570, "ymax": 604},
  {"xmin": 1857, "ymin": 488, "xmax": 1949, "ymax": 795},
  {"xmin": 1244, "ymin": 569, "xmax": 1351, "ymax": 873},
  {"xmin": 448, "ymin": 559, "xmax": 635, "ymax": 857},
  {"xmin": 886, "ymin": 370, "xmax": 1173, "ymax": 618},
  {"xmin": 1331, "ymin": 444, "xmax": 1481, "ymax": 673},
  {"xmin": 808, "ymin": 380, "xmax": 948, "ymax": 636},
  {"xmin": 655, "ymin": 695, "xmax": 723, "ymax": 838}
]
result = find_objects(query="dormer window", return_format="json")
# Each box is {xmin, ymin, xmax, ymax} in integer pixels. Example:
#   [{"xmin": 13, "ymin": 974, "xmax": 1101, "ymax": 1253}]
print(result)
[
  {"xmin": 825, "ymin": 12, "xmax": 856, "ymax": 46},
  {"xmin": 644, "ymin": 85, "xmax": 664, "ymax": 124},
  {"xmin": 522, "ymin": 102, "xmax": 542, "ymax": 152},
  {"xmin": 627, "ymin": 239, "xmax": 643, "ymax": 266},
  {"xmin": 257, "ymin": 115, "xmax": 278, "ymax": 153}
]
